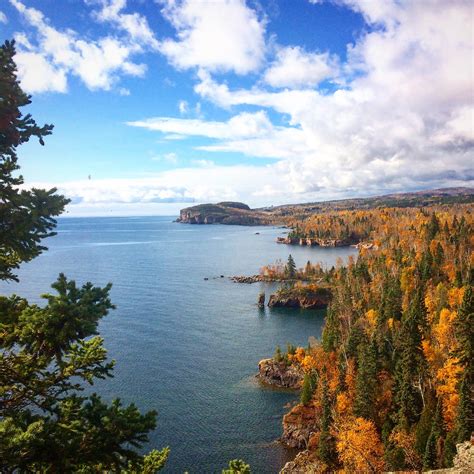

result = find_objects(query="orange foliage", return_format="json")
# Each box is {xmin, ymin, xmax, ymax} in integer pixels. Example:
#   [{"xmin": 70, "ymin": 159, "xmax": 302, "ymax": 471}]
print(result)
[{"xmin": 336, "ymin": 417, "xmax": 385, "ymax": 473}]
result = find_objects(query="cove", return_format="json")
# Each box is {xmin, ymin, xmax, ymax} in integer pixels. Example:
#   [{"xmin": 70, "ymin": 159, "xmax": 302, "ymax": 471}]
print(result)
[{"xmin": 0, "ymin": 216, "xmax": 357, "ymax": 473}]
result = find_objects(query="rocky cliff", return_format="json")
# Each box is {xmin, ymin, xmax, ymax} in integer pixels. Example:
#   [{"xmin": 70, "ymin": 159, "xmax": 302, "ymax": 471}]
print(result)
[
  {"xmin": 268, "ymin": 286, "xmax": 331, "ymax": 309},
  {"xmin": 281, "ymin": 401, "xmax": 320, "ymax": 449},
  {"xmin": 258, "ymin": 358, "xmax": 304, "ymax": 389},
  {"xmin": 176, "ymin": 202, "xmax": 272, "ymax": 225}
]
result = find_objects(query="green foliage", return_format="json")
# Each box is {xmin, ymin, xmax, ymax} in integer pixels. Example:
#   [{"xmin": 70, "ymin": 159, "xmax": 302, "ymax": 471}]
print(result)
[
  {"xmin": 0, "ymin": 40, "xmax": 168, "ymax": 473},
  {"xmin": 222, "ymin": 459, "xmax": 251, "ymax": 473},
  {"xmin": 0, "ymin": 40, "xmax": 68, "ymax": 282},
  {"xmin": 322, "ymin": 306, "xmax": 340, "ymax": 352},
  {"xmin": 300, "ymin": 373, "xmax": 315, "ymax": 406},
  {"xmin": 274, "ymin": 345, "xmax": 283, "ymax": 363},
  {"xmin": 318, "ymin": 375, "xmax": 336, "ymax": 467},
  {"xmin": 354, "ymin": 338, "xmax": 378, "ymax": 421},
  {"xmin": 284, "ymin": 254, "xmax": 297, "ymax": 279},
  {"xmin": 454, "ymin": 373, "xmax": 473, "ymax": 444},
  {"xmin": 394, "ymin": 288, "xmax": 426, "ymax": 428}
]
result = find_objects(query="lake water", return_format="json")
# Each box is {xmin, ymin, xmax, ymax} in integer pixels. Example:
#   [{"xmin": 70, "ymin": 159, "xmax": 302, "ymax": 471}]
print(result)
[{"xmin": 0, "ymin": 217, "xmax": 357, "ymax": 473}]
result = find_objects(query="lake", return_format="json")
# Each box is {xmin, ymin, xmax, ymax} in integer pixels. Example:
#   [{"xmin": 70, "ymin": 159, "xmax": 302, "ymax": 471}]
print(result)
[{"xmin": 0, "ymin": 217, "xmax": 357, "ymax": 473}]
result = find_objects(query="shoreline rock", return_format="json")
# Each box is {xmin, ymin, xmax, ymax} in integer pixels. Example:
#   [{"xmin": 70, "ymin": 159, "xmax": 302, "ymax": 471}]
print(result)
[
  {"xmin": 276, "ymin": 236, "xmax": 356, "ymax": 247},
  {"xmin": 268, "ymin": 287, "xmax": 331, "ymax": 310},
  {"xmin": 281, "ymin": 401, "xmax": 320, "ymax": 449},
  {"xmin": 257, "ymin": 358, "xmax": 304, "ymax": 389}
]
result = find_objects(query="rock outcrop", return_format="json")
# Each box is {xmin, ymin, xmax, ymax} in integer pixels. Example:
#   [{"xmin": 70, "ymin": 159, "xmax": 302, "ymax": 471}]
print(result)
[
  {"xmin": 279, "ymin": 450, "xmax": 322, "ymax": 474},
  {"xmin": 268, "ymin": 287, "xmax": 331, "ymax": 309},
  {"xmin": 258, "ymin": 358, "xmax": 304, "ymax": 389},
  {"xmin": 281, "ymin": 402, "xmax": 320, "ymax": 449},
  {"xmin": 280, "ymin": 435, "xmax": 474, "ymax": 473}
]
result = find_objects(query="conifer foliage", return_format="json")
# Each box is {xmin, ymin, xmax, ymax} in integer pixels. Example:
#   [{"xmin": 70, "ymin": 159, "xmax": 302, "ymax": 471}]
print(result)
[
  {"xmin": 0, "ymin": 41, "xmax": 169, "ymax": 473},
  {"xmin": 273, "ymin": 204, "xmax": 473, "ymax": 472}
]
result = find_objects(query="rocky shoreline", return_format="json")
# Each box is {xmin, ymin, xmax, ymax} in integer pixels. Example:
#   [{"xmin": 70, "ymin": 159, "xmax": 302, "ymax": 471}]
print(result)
[{"xmin": 276, "ymin": 236, "xmax": 356, "ymax": 247}]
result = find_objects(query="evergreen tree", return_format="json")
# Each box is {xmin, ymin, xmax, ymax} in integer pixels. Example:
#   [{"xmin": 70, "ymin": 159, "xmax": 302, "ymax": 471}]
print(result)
[
  {"xmin": 318, "ymin": 375, "xmax": 336, "ymax": 467},
  {"xmin": 454, "ymin": 374, "xmax": 473, "ymax": 444},
  {"xmin": 454, "ymin": 286, "xmax": 473, "ymax": 376},
  {"xmin": 394, "ymin": 288, "xmax": 426, "ymax": 428},
  {"xmin": 0, "ymin": 40, "xmax": 67, "ymax": 282},
  {"xmin": 426, "ymin": 213, "xmax": 440, "ymax": 240},
  {"xmin": 354, "ymin": 338, "xmax": 378, "ymax": 421},
  {"xmin": 300, "ymin": 373, "xmax": 314, "ymax": 406},
  {"xmin": 322, "ymin": 306, "xmax": 340, "ymax": 352},
  {"xmin": 422, "ymin": 402, "xmax": 444, "ymax": 470},
  {"xmin": 285, "ymin": 254, "xmax": 297, "ymax": 279},
  {"xmin": 0, "ymin": 40, "xmax": 168, "ymax": 472}
]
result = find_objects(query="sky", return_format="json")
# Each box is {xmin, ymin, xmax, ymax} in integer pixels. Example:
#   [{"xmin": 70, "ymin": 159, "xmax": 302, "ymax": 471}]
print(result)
[{"xmin": 1, "ymin": 0, "xmax": 473, "ymax": 216}]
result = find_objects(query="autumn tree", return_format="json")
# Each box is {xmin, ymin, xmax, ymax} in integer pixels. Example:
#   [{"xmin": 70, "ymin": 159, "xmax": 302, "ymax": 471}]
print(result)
[{"xmin": 0, "ymin": 40, "xmax": 168, "ymax": 472}]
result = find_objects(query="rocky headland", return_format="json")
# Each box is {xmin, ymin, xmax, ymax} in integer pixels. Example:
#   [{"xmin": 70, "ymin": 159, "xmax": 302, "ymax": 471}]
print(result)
[
  {"xmin": 176, "ymin": 202, "xmax": 274, "ymax": 225},
  {"xmin": 257, "ymin": 358, "xmax": 304, "ymax": 389}
]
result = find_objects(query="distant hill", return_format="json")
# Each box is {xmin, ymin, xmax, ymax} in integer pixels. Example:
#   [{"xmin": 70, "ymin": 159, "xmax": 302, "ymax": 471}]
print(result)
[{"xmin": 177, "ymin": 187, "xmax": 474, "ymax": 225}]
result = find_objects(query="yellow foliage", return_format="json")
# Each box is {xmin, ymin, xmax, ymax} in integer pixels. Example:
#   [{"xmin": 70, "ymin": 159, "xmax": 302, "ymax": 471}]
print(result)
[
  {"xmin": 434, "ymin": 308, "xmax": 457, "ymax": 350},
  {"xmin": 389, "ymin": 430, "xmax": 421, "ymax": 470},
  {"xmin": 448, "ymin": 287, "xmax": 465, "ymax": 308},
  {"xmin": 336, "ymin": 417, "xmax": 385, "ymax": 473},
  {"xmin": 436, "ymin": 357, "xmax": 463, "ymax": 429},
  {"xmin": 365, "ymin": 309, "xmax": 378, "ymax": 332}
]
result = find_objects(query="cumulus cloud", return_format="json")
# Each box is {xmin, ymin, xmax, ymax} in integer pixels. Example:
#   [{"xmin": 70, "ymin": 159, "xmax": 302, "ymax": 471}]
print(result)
[
  {"xmin": 158, "ymin": 0, "xmax": 266, "ymax": 74},
  {"xmin": 10, "ymin": 0, "xmax": 149, "ymax": 93},
  {"xmin": 88, "ymin": 0, "xmax": 160, "ymax": 49},
  {"xmin": 263, "ymin": 46, "xmax": 337, "ymax": 88},
  {"xmin": 185, "ymin": 0, "xmax": 474, "ymax": 196},
  {"xmin": 0, "ymin": 11, "xmax": 7, "ymax": 24}
]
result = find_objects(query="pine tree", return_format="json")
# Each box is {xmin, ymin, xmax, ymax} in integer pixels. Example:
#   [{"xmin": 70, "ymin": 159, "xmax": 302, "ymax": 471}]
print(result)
[
  {"xmin": 0, "ymin": 40, "xmax": 67, "ymax": 282},
  {"xmin": 285, "ymin": 254, "xmax": 297, "ymax": 279},
  {"xmin": 354, "ymin": 338, "xmax": 378, "ymax": 421},
  {"xmin": 422, "ymin": 402, "xmax": 444, "ymax": 470},
  {"xmin": 0, "ymin": 40, "xmax": 168, "ymax": 472},
  {"xmin": 394, "ymin": 288, "xmax": 426, "ymax": 428},
  {"xmin": 300, "ymin": 373, "xmax": 314, "ymax": 406},
  {"xmin": 454, "ymin": 374, "xmax": 473, "ymax": 443},
  {"xmin": 322, "ymin": 306, "xmax": 341, "ymax": 352},
  {"xmin": 318, "ymin": 375, "xmax": 336, "ymax": 466}
]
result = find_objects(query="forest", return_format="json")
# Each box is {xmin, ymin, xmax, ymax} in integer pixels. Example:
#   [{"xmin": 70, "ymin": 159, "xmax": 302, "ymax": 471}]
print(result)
[{"xmin": 271, "ymin": 205, "xmax": 473, "ymax": 472}]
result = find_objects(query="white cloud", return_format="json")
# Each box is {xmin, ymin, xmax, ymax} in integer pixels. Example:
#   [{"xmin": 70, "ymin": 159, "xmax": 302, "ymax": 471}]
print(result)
[
  {"xmin": 0, "ymin": 11, "xmax": 7, "ymax": 24},
  {"xmin": 186, "ymin": 0, "xmax": 474, "ymax": 196},
  {"xmin": 178, "ymin": 100, "xmax": 189, "ymax": 114},
  {"xmin": 151, "ymin": 152, "xmax": 179, "ymax": 164},
  {"xmin": 263, "ymin": 46, "xmax": 337, "ymax": 88},
  {"xmin": 158, "ymin": 0, "xmax": 266, "ymax": 74},
  {"xmin": 10, "ymin": 0, "xmax": 149, "ymax": 93},
  {"xmin": 128, "ymin": 110, "xmax": 281, "ymax": 141},
  {"xmin": 88, "ymin": 0, "xmax": 160, "ymax": 49}
]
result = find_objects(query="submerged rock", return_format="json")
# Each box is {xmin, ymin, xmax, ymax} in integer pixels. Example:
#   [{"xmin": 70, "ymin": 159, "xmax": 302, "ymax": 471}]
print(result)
[{"xmin": 257, "ymin": 358, "xmax": 303, "ymax": 389}]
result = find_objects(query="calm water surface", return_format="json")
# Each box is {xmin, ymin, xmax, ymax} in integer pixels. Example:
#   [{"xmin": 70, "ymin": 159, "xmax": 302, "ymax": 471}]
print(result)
[{"xmin": 0, "ymin": 217, "xmax": 357, "ymax": 473}]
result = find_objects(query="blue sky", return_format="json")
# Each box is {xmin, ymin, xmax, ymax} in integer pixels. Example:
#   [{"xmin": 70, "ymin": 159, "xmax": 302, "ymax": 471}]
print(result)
[{"xmin": 1, "ymin": 1, "xmax": 473, "ymax": 216}]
